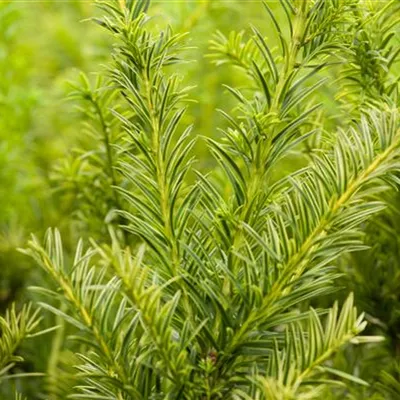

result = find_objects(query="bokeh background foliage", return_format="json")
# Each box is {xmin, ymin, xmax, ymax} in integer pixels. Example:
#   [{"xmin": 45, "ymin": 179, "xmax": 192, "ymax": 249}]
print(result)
[{"xmin": 0, "ymin": 0, "xmax": 399, "ymax": 398}]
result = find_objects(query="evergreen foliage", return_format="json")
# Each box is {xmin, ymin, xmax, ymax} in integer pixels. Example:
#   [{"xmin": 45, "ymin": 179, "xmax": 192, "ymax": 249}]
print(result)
[{"xmin": 0, "ymin": 0, "xmax": 399, "ymax": 399}]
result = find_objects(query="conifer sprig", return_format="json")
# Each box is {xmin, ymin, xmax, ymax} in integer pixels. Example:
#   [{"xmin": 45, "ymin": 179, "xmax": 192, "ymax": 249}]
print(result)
[
  {"xmin": 18, "ymin": 0, "xmax": 400, "ymax": 399},
  {"xmin": 0, "ymin": 303, "xmax": 41, "ymax": 380}
]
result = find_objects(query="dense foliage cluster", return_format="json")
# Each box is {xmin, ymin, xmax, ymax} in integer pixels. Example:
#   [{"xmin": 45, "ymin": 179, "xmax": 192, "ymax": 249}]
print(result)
[{"xmin": 1, "ymin": 0, "xmax": 400, "ymax": 399}]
